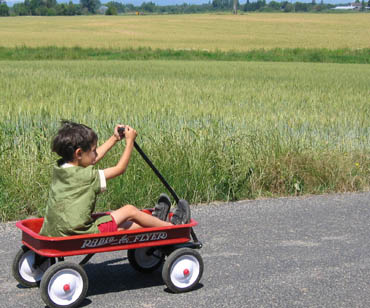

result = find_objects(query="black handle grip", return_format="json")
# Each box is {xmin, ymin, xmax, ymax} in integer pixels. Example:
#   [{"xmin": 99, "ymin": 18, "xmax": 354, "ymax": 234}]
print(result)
[{"xmin": 117, "ymin": 127, "xmax": 125, "ymax": 137}]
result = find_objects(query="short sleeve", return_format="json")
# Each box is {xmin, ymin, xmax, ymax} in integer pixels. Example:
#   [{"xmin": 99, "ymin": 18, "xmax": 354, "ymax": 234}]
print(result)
[{"xmin": 98, "ymin": 170, "xmax": 106, "ymax": 193}]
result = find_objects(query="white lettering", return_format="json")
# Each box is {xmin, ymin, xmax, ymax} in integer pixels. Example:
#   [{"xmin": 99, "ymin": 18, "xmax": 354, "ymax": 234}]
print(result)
[
  {"xmin": 81, "ymin": 237, "xmax": 116, "ymax": 248},
  {"xmin": 81, "ymin": 239, "xmax": 91, "ymax": 249},
  {"xmin": 81, "ymin": 232, "xmax": 168, "ymax": 249},
  {"xmin": 118, "ymin": 235, "xmax": 129, "ymax": 244}
]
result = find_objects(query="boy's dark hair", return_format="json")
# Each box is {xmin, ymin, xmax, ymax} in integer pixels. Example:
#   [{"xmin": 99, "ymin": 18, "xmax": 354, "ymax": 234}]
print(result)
[{"xmin": 52, "ymin": 120, "xmax": 98, "ymax": 165}]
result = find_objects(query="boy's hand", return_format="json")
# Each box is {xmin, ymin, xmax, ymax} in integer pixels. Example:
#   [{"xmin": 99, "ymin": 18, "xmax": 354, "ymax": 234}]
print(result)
[
  {"xmin": 114, "ymin": 125, "xmax": 137, "ymax": 142},
  {"xmin": 124, "ymin": 125, "xmax": 137, "ymax": 143},
  {"xmin": 114, "ymin": 125, "xmax": 126, "ymax": 141}
]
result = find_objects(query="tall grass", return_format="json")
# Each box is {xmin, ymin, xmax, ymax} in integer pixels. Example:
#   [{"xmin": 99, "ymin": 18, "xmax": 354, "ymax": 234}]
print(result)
[
  {"xmin": 1, "ymin": 46, "xmax": 369, "ymax": 64},
  {"xmin": 1, "ymin": 60, "xmax": 369, "ymax": 221}
]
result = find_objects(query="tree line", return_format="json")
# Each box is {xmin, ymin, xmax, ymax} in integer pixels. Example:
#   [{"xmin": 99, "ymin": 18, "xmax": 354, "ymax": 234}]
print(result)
[{"xmin": 0, "ymin": 0, "xmax": 369, "ymax": 16}]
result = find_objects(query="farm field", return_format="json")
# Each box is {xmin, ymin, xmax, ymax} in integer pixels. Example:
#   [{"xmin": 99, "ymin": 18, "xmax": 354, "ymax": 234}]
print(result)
[
  {"xmin": 1, "ymin": 60, "xmax": 369, "ymax": 221},
  {"xmin": 1, "ymin": 14, "xmax": 370, "ymax": 50}
]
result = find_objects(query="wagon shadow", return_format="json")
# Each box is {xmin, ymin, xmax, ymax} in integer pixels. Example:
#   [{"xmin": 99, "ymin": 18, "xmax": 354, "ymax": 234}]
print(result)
[{"xmin": 83, "ymin": 257, "xmax": 166, "ymax": 297}]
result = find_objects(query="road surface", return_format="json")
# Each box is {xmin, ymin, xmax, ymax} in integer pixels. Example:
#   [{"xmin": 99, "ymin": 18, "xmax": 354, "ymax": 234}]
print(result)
[{"xmin": 2, "ymin": 192, "xmax": 370, "ymax": 307}]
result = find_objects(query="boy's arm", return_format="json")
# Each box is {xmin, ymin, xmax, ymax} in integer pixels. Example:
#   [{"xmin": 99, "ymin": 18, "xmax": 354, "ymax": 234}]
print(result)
[
  {"xmin": 95, "ymin": 135, "xmax": 118, "ymax": 164},
  {"xmin": 95, "ymin": 125, "xmax": 124, "ymax": 164},
  {"xmin": 103, "ymin": 126, "xmax": 137, "ymax": 180}
]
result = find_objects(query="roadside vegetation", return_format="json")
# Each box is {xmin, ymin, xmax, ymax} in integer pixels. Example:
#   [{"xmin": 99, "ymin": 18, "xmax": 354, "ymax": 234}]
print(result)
[
  {"xmin": 1, "ymin": 46, "xmax": 369, "ymax": 64},
  {"xmin": 1, "ymin": 60, "xmax": 369, "ymax": 221}
]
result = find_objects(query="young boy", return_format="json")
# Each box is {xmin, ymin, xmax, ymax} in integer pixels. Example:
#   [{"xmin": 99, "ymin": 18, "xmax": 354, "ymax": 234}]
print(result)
[{"xmin": 40, "ymin": 121, "xmax": 189, "ymax": 237}]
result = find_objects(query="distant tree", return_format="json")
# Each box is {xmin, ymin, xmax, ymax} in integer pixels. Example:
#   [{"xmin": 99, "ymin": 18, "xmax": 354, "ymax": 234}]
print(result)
[
  {"xmin": 368, "ymin": 0, "xmax": 370, "ymax": 8},
  {"xmin": 268, "ymin": 1, "xmax": 281, "ymax": 10},
  {"xmin": 46, "ymin": 0, "xmax": 57, "ymax": 8},
  {"xmin": 29, "ymin": 0, "xmax": 43, "ymax": 15},
  {"xmin": 243, "ymin": 0, "xmax": 247, "ymax": 10},
  {"xmin": 106, "ymin": 1, "xmax": 125, "ymax": 13},
  {"xmin": 313, "ymin": 4, "xmax": 324, "ymax": 11},
  {"xmin": 244, "ymin": 0, "xmax": 265, "ymax": 11},
  {"xmin": 141, "ymin": 1, "xmax": 155, "ymax": 12},
  {"xmin": 361, "ymin": 0, "xmax": 365, "ymax": 10},
  {"xmin": 56, "ymin": 2, "xmax": 67, "ymax": 14},
  {"xmin": 125, "ymin": 3, "xmax": 134, "ymax": 11},
  {"xmin": 80, "ymin": 0, "xmax": 100, "ymax": 13},
  {"xmin": 0, "ymin": 1, "xmax": 9, "ymax": 16},
  {"xmin": 105, "ymin": 4, "xmax": 117, "ymax": 14},
  {"xmin": 12, "ymin": 2, "xmax": 29, "ymax": 15},
  {"xmin": 47, "ymin": 7, "xmax": 56, "ymax": 15},
  {"xmin": 212, "ymin": 0, "xmax": 232, "ymax": 9},
  {"xmin": 282, "ymin": 2, "xmax": 294, "ymax": 11},
  {"xmin": 311, "ymin": 0, "xmax": 316, "ymax": 4},
  {"xmin": 212, "ymin": 0, "xmax": 220, "ymax": 8},
  {"xmin": 295, "ymin": 2, "xmax": 309, "ymax": 11}
]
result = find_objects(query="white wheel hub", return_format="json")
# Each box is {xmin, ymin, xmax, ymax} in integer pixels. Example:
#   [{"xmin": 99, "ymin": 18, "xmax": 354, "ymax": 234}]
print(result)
[
  {"xmin": 19, "ymin": 250, "xmax": 51, "ymax": 283},
  {"xmin": 170, "ymin": 255, "xmax": 200, "ymax": 288},
  {"xmin": 48, "ymin": 268, "xmax": 84, "ymax": 306}
]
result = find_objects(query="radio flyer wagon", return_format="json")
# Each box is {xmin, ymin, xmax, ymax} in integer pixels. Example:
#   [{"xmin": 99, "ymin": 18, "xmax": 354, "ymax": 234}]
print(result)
[{"xmin": 12, "ymin": 131, "xmax": 203, "ymax": 308}]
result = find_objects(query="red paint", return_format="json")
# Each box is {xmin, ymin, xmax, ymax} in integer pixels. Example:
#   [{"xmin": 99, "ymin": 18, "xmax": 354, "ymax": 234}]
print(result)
[{"xmin": 16, "ymin": 210, "xmax": 198, "ymax": 258}]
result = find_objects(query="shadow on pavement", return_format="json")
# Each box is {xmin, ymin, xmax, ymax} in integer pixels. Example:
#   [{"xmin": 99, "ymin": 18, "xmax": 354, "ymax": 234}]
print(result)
[{"xmin": 84, "ymin": 257, "xmax": 166, "ymax": 297}]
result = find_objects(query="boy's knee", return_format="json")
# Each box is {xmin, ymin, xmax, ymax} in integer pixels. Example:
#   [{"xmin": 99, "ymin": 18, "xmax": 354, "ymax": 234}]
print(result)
[{"xmin": 123, "ymin": 204, "xmax": 137, "ymax": 215}]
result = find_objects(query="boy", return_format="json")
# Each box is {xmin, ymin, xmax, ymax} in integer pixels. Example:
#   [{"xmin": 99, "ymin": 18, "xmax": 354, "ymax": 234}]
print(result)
[{"xmin": 40, "ymin": 121, "xmax": 189, "ymax": 237}]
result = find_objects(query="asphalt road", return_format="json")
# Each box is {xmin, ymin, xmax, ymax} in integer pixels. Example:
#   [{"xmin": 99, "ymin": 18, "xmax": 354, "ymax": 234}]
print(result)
[{"xmin": 2, "ymin": 192, "xmax": 370, "ymax": 308}]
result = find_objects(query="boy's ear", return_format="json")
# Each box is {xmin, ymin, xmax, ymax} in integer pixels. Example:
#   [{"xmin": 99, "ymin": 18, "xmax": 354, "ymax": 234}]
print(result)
[{"xmin": 74, "ymin": 148, "xmax": 82, "ymax": 160}]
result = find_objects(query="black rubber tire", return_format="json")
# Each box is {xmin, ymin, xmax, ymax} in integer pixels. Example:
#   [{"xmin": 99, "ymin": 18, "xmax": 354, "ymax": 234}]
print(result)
[
  {"xmin": 12, "ymin": 245, "xmax": 55, "ymax": 288},
  {"xmin": 162, "ymin": 248, "xmax": 203, "ymax": 293},
  {"xmin": 40, "ymin": 262, "xmax": 88, "ymax": 308},
  {"xmin": 128, "ymin": 247, "xmax": 165, "ymax": 273}
]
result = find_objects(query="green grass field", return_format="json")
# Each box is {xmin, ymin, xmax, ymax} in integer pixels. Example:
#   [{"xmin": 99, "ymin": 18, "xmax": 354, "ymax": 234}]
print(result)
[
  {"xmin": 1, "ymin": 14, "xmax": 370, "ymax": 50},
  {"xmin": 1, "ymin": 13, "xmax": 369, "ymax": 221},
  {"xmin": 1, "ymin": 60, "xmax": 369, "ymax": 221}
]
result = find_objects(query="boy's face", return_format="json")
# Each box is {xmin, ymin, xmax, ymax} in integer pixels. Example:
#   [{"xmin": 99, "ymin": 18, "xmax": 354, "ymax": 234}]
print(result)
[{"xmin": 79, "ymin": 143, "xmax": 98, "ymax": 167}]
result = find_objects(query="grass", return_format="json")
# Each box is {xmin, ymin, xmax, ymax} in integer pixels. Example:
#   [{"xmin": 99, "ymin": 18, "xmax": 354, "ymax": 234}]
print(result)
[
  {"xmin": 0, "ymin": 46, "xmax": 370, "ymax": 63},
  {"xmin": 1, "ymin": 14, "xmax": 370, "ymax": 50},
  {"xmin": 1, "ymin": 60, "xmax": 369, "ymax": 221}
]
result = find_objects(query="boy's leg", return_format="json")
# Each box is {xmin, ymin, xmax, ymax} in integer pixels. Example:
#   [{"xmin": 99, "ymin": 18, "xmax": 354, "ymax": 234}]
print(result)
[
  {"xmin": 110, "ymin": 204, "xmax": 172, "ymax": 230},
  {"xmin": 118, "ymin": 220, "xmax": 142, "ymax": 231}
]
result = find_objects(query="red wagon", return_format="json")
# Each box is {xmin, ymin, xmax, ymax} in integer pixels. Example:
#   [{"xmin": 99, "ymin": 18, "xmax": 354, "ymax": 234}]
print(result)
[
  {"xmin": 13, "ymin": 211, "xmax": 203, "ymax": 308},
  {"xmin": 13, "ymin": 130, "xmax": 203, "ymax": 307}
]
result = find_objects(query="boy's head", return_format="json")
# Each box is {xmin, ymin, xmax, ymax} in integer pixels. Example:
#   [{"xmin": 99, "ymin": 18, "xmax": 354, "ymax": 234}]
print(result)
[{"xmin": 52, "ymin": 120, "xmax": 98, "ymax": 165}]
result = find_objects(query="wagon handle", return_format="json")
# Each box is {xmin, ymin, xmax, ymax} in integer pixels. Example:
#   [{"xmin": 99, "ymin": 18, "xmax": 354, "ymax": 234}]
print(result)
[{"xmin": 118, "ymin": 127, "xmax": 180, "ymax": 203}]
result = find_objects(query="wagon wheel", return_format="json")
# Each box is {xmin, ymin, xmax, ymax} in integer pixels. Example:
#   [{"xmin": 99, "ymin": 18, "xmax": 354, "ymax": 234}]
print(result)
[
  {"xmin": 162, "ymin": 248, "xmax": 203, "ymax": 293},
  {"xmin": 128, "ymin": 247, "xmax": 165, "ymax": 273},
  {"xmin": 40, "ymin": 262, "xmax": 88, "ymax": 308},
  {"xmin": 12, "ymin": 245, "xmax": 55, "ymax": 288}
]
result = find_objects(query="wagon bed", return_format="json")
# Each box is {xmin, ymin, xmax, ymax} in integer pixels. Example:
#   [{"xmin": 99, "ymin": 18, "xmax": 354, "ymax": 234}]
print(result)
[{"xmin": 16, "ymin": 211, "xmax": 199, "ymax": 257}]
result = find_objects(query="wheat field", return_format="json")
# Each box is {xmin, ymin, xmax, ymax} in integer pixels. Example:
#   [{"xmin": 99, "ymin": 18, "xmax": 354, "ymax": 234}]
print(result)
[
  {"xmin": 1, "ymin": 60, "xmax": 369, "ymax": 221},
  {"xmin": 1, "ymin": 14, "xmax": 370, "ymax": 50}
]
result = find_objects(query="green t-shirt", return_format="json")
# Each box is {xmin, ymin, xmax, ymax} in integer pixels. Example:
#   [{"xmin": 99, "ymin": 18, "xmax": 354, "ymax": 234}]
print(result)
[{"xmin": 39, "ymin": 164, "xmax": 112, "ymax": 237}]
